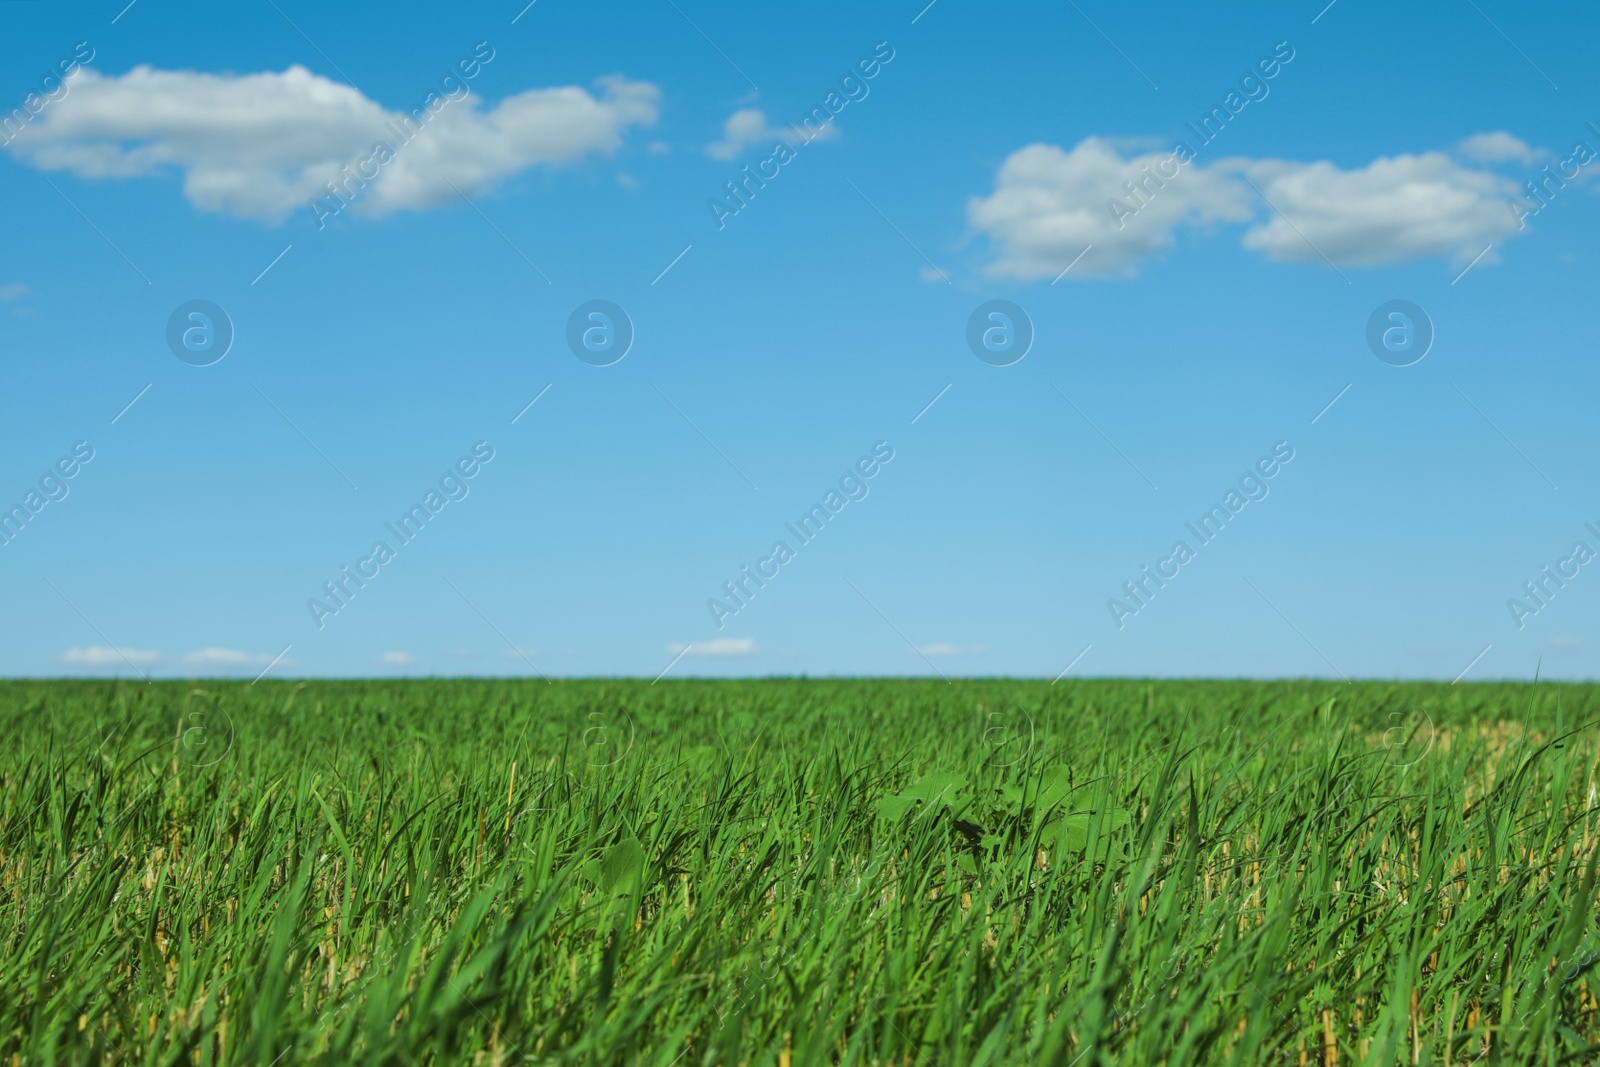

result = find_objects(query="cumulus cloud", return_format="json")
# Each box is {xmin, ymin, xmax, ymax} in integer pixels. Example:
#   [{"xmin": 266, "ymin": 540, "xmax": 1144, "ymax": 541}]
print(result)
[
  {"xmin": 1457, "ymin": 131, "xmax": 1536, "ymax": 164},
  {"xmin": 669, "ymin": 638, "xmax": 757, "ymax": 656},
  {"xmin": 60, "ymin": 646, "xmax": 159, "ymax": 665},
  {"xmin": 5, "ymin": 65, "xmax": 660, "ymax": 221},
  {"xmin": 968, "ymin": 138, "xmax": 1253, "ymax": 279},
  {"xmin": 969, "ymin": 135, "xmax": 1531, "ymax": 279},
  {"xmin": 374, "ymin": 651, "xmax": 415, "ymax": 666},
  {"xmin": 1235, "ymin": 152, "xmax": 1524, "ymax": 267}
]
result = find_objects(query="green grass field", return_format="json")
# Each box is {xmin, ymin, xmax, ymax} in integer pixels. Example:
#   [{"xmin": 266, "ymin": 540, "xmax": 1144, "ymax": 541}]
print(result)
[{"xmin": 4, "ymin": 679, "xmax": 1600, "ymax": 1065}]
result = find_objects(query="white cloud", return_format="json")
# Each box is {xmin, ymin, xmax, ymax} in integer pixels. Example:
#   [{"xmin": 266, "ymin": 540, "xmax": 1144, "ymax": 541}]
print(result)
[
  {"xmin": 0, "ymin": 283, "xmax": 28, "ymax": 302},
  {"xmin": 706, "ymin": 108, "xmax": 772, "ymax": 161},
  {"xmin": 1551, "ymin": 636, "xmax": 1583, "ymax": 649},
  {"xmin": 1235, "ymin": 152, "xmax": 1524, "ymax": 267},
  {"xmin": 970, "ymin": 136, "xmax": 1531, "ymax": 279},
  {"xmin": 502, "ymin": 648, "xmax": 539, "ymax": 660},
  {"xmin": 967, "ymin": 138, "xmax": 1253, "ymax": 279},
  {"xmin": 916, "ymin": 643, "xmax": 991, "ymax": 657},
  {"xmin": 669, "ymin": 638, "xmax": 757, "ymax": 656},
  {"xmin": 60, "ymin": 646, "xmax": 159, "ymax": 665},
  {"xmin": 1457, "ymin": 131, "xmax": 1535, "ymax": 164},
  {"xmin": 183, "ymin": 648, "xmax": 276, "ymax": 667},
  {"xmin": 6, "ymin": 65, "xmax": 660, "ymax": 222},
  {"xmin": 705, "ymin": 107, "xmax": 836, "ymax": 161},
  {"xmin": 374, "ymin": 651, "xmax": 415, "ymax": 665}
]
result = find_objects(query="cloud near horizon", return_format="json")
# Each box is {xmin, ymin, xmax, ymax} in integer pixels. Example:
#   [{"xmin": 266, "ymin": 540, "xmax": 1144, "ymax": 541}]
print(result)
[
  {"xmin": 60, "ymin": 646, "xmax": 159, "ymax": 665},
  {"xmin": 969, "ymin": 133, "xmax": 1535, "ymax": 279},
  {"xmin": 183, "ymin": 648, "xmax": 281, "ymax": 667},
  {"xmin": 669, "ymin": 638, "xmax": 757, "ymax": 656},
  {"xmin": 5, "ymin": 65, "xmax": 660, "ymax": 222},
  {"xmin": 916, "ymin": 643, "xmax": 991, "ymax": 657}
]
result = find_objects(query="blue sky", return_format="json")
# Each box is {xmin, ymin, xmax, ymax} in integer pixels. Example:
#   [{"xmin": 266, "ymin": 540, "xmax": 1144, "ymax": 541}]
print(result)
[{"xmin": 1, "ymin": 0, "xmax": 1596, "ymax": 680}]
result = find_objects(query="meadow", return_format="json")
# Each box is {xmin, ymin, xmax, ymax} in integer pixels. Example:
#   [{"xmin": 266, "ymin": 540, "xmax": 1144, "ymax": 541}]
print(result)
[{"xmin": 3, "ymin": 678, "xmax": 1599, "ymax": 1065}]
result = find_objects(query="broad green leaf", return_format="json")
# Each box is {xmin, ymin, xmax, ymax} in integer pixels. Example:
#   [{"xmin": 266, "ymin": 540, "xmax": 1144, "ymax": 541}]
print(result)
[
  {"xmin": 599, "ymin": 836, "xmax": 646, "ymax": 895},
  {"xmin": 1033, "ymin": 766, "xmax": 1075, "ymax": 812},
  {"xmin": 878, "ymin": 772, "xmax": 969, "ymax": 823},
  {"xmin": 1055, "ymin": 806, "xmax": 1130, "ymax": 861},
  {"xmin": 876, "ymin": 794, "xmax": 918, "ymax": 822},
  {"xmin": 902, "ymin": 772, "xmax": 967, "ymax": 805}
]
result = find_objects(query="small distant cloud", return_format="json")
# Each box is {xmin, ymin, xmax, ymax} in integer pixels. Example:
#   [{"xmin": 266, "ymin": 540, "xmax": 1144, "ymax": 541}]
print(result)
[
  {"xmin": 61, "ymin": 646, "xmax": 159, "ymax": 665},
  {"xmin": 502, "ymin": 647, "xmax": 540, "ymax": 660},
  {"xmin": 184, "ymin": 647, "xmax": 275, "ymax": 666},
  {"xmin": 1551, "ymin": 636, "xmax": 1583, "ymax": 649},
  {"xmin": 1457, "ymin": 131, "xmax": 1536, "ymax": 164},
  {"xmin": 1, "ymin": 284, "xmax": 31, "ymax": 317},
  {"xmin": 707, "ymin": 108, "xmax": 776, "ymax": 160},
  {"xmin": 706, "ymin": 108, "xmax": 834, "ymax": 161},
  {"xmin": 916, "ymin": 643, "xmax": 990, "ymax": 657},
  {"xmin": 647, "ymin": 140, "xmax": 671, "ymax": 154},
  {"xmin": 374, "ymin": 651, "xmax": 415, "ymax": 666},
  {"xmin": 668, "ymin": 638, "xmax": 757, "ymax": 656}
]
